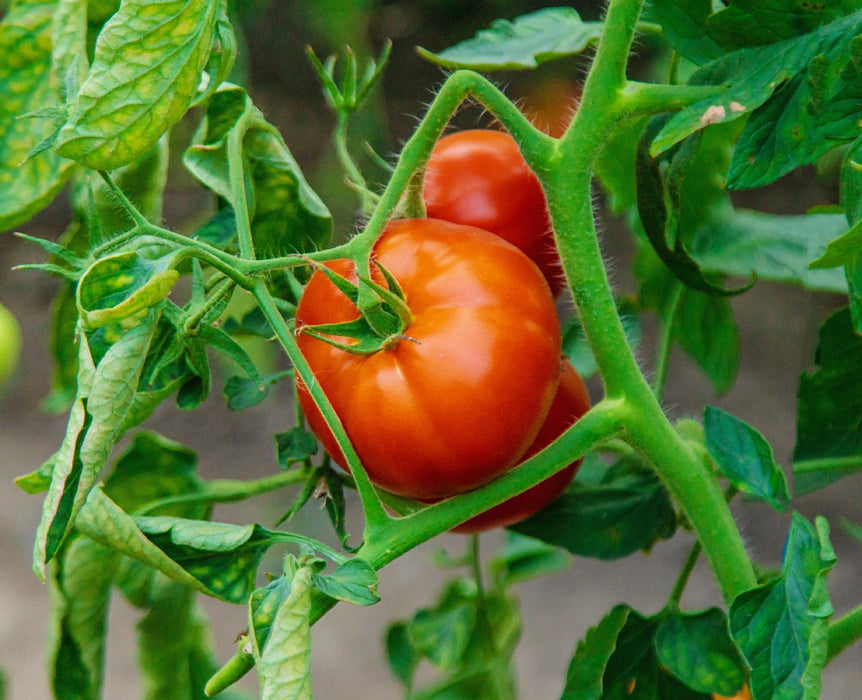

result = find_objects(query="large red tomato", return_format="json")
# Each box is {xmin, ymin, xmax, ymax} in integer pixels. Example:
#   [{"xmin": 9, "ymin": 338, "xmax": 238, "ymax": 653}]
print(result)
[
  {"xmin": 295, "ymin": 218, "xmax": 562, "ymax": 500},
  {"xmin": 422, "ymin": 129, "xmax": 564, "ymax": 296},
  {"xmin": 452, "ymin": 361, "xmax": 590, "ymax": 533}
]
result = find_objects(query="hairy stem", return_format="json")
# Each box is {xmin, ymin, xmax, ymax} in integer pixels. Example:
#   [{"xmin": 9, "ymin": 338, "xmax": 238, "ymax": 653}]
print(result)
[{"xmin": 545, "ymin": 0, "xmax": 756, "ymax": 603}]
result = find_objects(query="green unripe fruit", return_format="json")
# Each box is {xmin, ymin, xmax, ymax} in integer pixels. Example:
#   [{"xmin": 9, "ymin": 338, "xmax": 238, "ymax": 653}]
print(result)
[{"xmin": 0, "ymin": 302, "xmax": 22, "ymax": 388}]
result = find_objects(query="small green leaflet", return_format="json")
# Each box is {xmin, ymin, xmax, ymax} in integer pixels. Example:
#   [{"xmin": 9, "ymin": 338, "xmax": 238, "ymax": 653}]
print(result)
[
  {"xmin": 56, "ymin": 0, "xmax": 220, "ymax": 169},
  {"xmin": 704, "ymin": 406, "xmax": 790, "ymax": 511},
  {"xmin": 0, "ymin": 1, "xmax": 77, "ymax": 232},
  {"xmin": 729, "ymin": 513, "xmax": 836, "ymax": 700},
  {"xmin": 77, "ymin": 251, "xmax": 180, "ymax": 330},
  {"xmin": 793, "ymin": 307, "xmax": 862, "ymax": 496},
  {"xmin": 417, "ymin": 8, "xmax": 603, "ymax": 71}
]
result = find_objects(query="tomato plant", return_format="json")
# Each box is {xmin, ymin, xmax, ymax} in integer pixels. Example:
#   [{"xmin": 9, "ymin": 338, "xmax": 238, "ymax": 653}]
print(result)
[
  {"xmin": 423, "ymin": 129, "xmax": 565, "ymax": 296},
  {"xmin": 2, "ymin": 1, "xmax": 862, "ymax": 699},
  {"xmin": 451, "ymin": 360, "xmax": 590, "ymax": 533},
  {"xmin": 295, "ymin": 218, "xmax": 562, "ymax": 499}
]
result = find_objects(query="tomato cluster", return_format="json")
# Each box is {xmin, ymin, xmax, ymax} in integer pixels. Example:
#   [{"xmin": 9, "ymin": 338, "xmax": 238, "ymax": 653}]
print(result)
[{"xmin": 295, "ymin": 132, "xmax": 589, "ymax": 531}]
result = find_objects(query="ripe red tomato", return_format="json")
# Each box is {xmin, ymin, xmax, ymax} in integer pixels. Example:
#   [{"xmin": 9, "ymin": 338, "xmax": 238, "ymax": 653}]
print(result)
[
  {"xmin": 295, "ymin": 218, "xmax": 562, "ymax": 500},
  {"xmin": 452, "ymin": 361, "xmax": 590, "ymax": 533},
  {"xmin": 422, "ymin": 129, "xmax": 564, "ymax": 296}
]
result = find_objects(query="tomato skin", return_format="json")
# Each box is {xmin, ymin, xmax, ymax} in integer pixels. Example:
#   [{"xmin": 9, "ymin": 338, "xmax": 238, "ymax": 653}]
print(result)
[
  {"xmin": 423, "ymin": 129, "xmax": 564, "ymax": 296},
  {"xmin": 295, "ymin": 218, "xmax": 562, "ymax": 500},
  {"xmin": 452, "ymin": 361, "xmax": 590, "ymax": 533}
]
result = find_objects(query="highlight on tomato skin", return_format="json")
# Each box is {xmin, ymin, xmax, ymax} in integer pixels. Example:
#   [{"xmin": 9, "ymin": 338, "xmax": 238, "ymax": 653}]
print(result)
[
  {"xmin": 451, "ymin": 360, "xmax": 591, "ymax": 534},
  {"xmin": 422, "ymin": 129, "xmax": 565, "ymax": 297},
  {"xmin": 294, "ymin": 217, "xmax": 563, "ymax": 501}
]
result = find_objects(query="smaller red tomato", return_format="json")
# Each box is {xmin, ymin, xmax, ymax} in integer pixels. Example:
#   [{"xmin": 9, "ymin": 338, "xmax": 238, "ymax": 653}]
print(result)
[
  {"xmin": 452, "ymin": 361, "xmax": 591, "ymax": 533},
  {"xmin": 516, "ymin": 76, "xmax": 581, "ymax": 138},
  {"xmin": 423, "ymin": 129, "xmax": 565, "ymax": 297}
]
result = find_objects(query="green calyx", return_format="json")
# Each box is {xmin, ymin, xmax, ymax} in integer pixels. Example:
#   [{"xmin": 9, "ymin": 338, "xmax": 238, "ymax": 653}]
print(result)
[{"xmin": 299, "ymin": 260, "xmax": 414, "ymax": 355}]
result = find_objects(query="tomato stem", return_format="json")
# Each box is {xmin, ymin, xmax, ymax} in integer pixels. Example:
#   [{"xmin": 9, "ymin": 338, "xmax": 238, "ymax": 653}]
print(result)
[
  {"xmin": 652, "ymin": 279, "xmax": 685, "ymax": 401},
  {"xmin": 827, "ymin": 604, "xmax": 862, "ymax": 665}
]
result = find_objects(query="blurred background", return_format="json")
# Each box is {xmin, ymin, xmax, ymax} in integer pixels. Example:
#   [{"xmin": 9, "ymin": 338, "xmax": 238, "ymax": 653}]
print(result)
[{"xmin": 1, "ymin": 0, "xmax": 860, "ymax": 697}]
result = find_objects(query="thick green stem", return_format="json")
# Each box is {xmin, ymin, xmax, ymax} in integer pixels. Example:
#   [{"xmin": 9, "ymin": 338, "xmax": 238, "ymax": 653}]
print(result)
[
  {"xmin": 539, "ymin": 0, "xmax": 756, "ymax": 603},
  {"xmin": 827, "ymin": 605, "xmax": 862, "ymax": 664},
  {"xmin": 303, "ymin": 399, "xmax": 625, "ymax": 625}
]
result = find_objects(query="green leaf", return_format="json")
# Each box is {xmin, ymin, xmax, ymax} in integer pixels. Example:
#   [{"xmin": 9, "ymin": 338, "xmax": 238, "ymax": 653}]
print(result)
[
  {"xmin": 808, "ymin": 218, "xmax": 862, "ymax": 269},
  {"xmin": 34, "ymin": 320, "xmax": 156, "ymax": 578},
  {"xmin": 0, "ymin": 1, "xmax": 77, "ymax": 232},
  {"xmin": 649, "ymin": 0, "xmax": 726, "ymax": 64},
  {"xmin": 52, "ymin": 0, "xmax": 89, "ymax": 94},
  {"xmin": 137, "ymin": 577, "xmax": 226, "ymax": 700},
  {"xmin": 560, "ymin": 605, "xmax": 630, "ymax": 700},
  {"xmin": 102, "ymin": 431, "xmax": 203, "ymax": 517},
  {"xmin": 601, "ymin": 607, "xmax": 710, "ymax": 699},
  {"xmin": 706, "ymin": 0, "xmax": 846, "ymax": 49},
  {"xmin": 312, "ymin": 558, "xmax": 379, "ymax": 606},
  {"xmin": 251, "ymin": 564, "xmax": 314, "ymax": 700},
  {"xmin": 729, "ymin": 513, "xmax": 836, "ymax": 700},
  {"xmin": 793, "ymin": 307, "xmax": 862, "ymax": 495},
  {"xmin": 704, "ymin": 406, "xmax": 791, "ymax": 511},
  {"xmin": 840, "ymin": 136, "xmax": 862, "ymax": 330},
  {"xmin": 385, "ymin": 622, "xmax": 418, "ymax": 689},
  {"xmin": 408, "ymin": 595, "xmax": 478, "ymax": 670},
  {"xmin": 223, "ymin": 371, "xmax": 288, "ymax": 410},
  {"xmin": 652, "ymin": 11, "xmax": 862, "ymax": 189},
  {"xmin": 132, "ymin": 517, "xmax": 277, "ymax": 604},
  {"xmin": 675, "ymin": 287, "xmax": 741, "ymax": 395},
  {"xmin": 636, "ymin": 242, "xmax": 741, "ymax": 395},
  {"xmin": 55, "ymin": 0, "xmax": 220, "ymax": 169},
  {"xmin": 690, "ymin": 208, "xmax": 849, "ymax": 293},
  {"xmin": 595, "ymin": 117, "xmax": 650, "ymax": 215},
  {"xmin": 510, "ymin": 453, "xmax": 677, "ymax": 561},
  {"xmin": 77, "ymin": 251, "xmax": 179, "ymax": 330},
  {"xmin": 490, "ymin": 532, "xmax": 571, "ymax": 587},
  {"xmin": 636, "ymin": 116, "xmax": 753, "ymax": 298},
  {"xmin": 75, "ymin": 487, "xmax": 233, "ymax": 600},
  {"xmin": 184, "ymin": 84, "xmax": 332, "ymax": 258},
  {"xmin": 275, "ymin": 427, "xmax": 318, "ymax": 467},
  {"xmin": 418, "ymin": 7, "xmax": 602, "ymax": 70},
  {"xmin": 49, "ymin": 535, "xmax": 117, "ymax": 700},
  {"xmin": 654, "ymin": 608, "xmax": 746, "ymax": 696}
]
